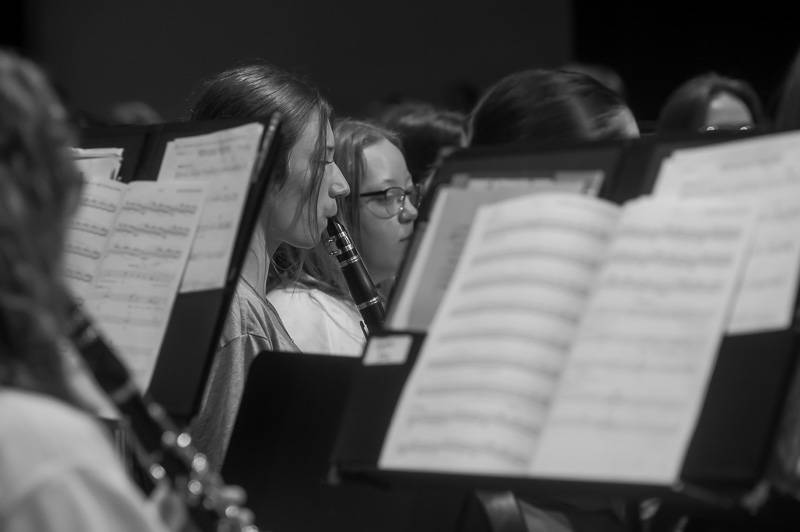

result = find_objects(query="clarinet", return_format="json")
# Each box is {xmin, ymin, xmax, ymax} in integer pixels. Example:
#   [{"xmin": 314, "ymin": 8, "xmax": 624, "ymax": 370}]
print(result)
[
  {"xmin": 67, "ymin": 301, "xmax": 258, "ymax": 532},
  {"xmin": 325, "ymin": 216, "xmax": 385, "ymax": 333}
]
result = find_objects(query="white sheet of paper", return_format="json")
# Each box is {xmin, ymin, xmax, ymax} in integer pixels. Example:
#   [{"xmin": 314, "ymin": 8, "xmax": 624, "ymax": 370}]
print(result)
[
  {"xmin": 388, "ymin": 172, "xmax": 603, "ymax": 332},
  {"xmin": 380, "ymin": 193, "xmax": 621, "ymax": 474},
  {"xmin": 71, "ymin": 147, "xmax": 124, "ymax": 181},
  {"xmin": 532, "ymin": 198, "xmax": 756, "ymax": 483},
  {"xmin": 363, "ymin": 335, "xmax": 414, "ymax": 366},
  {"xmin": 655, "ymin": 134, "xmax": 800, "ymax": 334},
  {"xmin": 84, "ymin": 182, "xmax": 206, "ymax": 391},
  {"xmin": 157, "ymin": 123, "xmax": 263, "ymax": 292},
  {"xmin": 64, "ymin": 178, "xmax": 128, "ymax": 302}
]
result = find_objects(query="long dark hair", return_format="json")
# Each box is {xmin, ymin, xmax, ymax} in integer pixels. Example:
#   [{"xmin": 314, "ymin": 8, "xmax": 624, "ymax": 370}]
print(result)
[
  {"xmin": 376, "ymin": 102, "xmax": 466, "ymax": 184},
  {"xmin": 0, "ymin": 50, "xmax": 84, "ymax": 405},
  {"xmin": 187, "ymin": 61, "xmax": 332, "ymax": 231},
  {"xmin": 469, "ymin": 69, "xmax": 635, "ymax": 147}
]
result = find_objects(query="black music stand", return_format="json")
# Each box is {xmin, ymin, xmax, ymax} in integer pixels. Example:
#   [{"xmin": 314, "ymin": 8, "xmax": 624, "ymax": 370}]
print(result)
[
  {"xmin": 221, "ymin": 350, "xmax": 471, "ymax": 532},
  {"xmin": 79, "ymin": 117, "xmax": 280, "ymax": 423},
  {"xmin": 331, "ymin": 131, "xmax": 800, "ymax": 530}
]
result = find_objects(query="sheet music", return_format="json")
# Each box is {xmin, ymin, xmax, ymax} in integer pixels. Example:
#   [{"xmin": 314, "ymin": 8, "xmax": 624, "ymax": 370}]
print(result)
[
  {"xmin": 388, "ymin": 171, "xmax": 603, "ymax": 332},
  {"xmin": 533, "ymin": 198, "xmax": 756, "ymax": 483},
  {"xmin": 70, "ymin": 147, "xmax": 124, "ymax": 181},
  {"xmin": 381, "ymin": 193, "xmax": 620, "ymax": 474},
  {"xmin": 64, "ymin": 178, "xmax": 127, "ymax": 301},
  {"xmin": 158, "ymin": 123, "xmax": 263, "ymax": 292},
  {"xmin": 655, "ymin": 133, "xmax": 800, "ymax": 333},
  {"xmin": 84, "ymin": 182, "xmax": 206, "ymax": 391}
]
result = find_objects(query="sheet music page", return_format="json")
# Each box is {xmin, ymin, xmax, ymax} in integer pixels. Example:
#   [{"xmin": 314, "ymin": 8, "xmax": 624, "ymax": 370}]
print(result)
[
  {"xmin": 157, "ymin": 123, "xmax": 263, "ymax": 292},
  {"xmin": 532, "ymin": 198, "xmax": 756, "ymax": 483},
  {"xmin": 84, "ymin": 181, "xmax": 206, "ymax": 391},
  {"xmin": 380, "ymin": 193, "xmax": 621, "ymax": 474},
  {"xmin": 64, "ymin": 178, "xmax": 127, "ymax": 302},
  {"xmin": 655, "ymin": 133, "xmax": 800, "ymax": 333},
  {"xmin": 388, "ymin": 171, "xmax": 603, "ymax": 332},
  {"xmin": 70, "ymin": 147, "xmax": 124, "ymax": 181}
]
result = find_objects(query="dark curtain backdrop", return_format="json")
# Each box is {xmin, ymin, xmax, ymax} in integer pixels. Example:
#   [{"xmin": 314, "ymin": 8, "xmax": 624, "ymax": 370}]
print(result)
[
  {"xmin": 22, "ymin": 0, "xmax": 571, "ymax": 121},
  {"xmin": 12, "ymin": 2, "xmax": 800, "ymax": 125},
  {"xmin": 574, "ymin": 3, "xmax": 799, "ymax": 121}
]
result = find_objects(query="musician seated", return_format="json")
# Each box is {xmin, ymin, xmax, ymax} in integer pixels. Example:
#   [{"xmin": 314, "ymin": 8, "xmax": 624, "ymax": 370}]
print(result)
[
  {"xmin": 469, "ymin": 68, "xmax": 639, "ymax": 147},
  {"xmin": 186, "ymin": 62, "xmax": 350, "ymax": 471},
  {"xmin": 0, "ymin": 50, "xmax": 178, "ymax": 532},
  {"xmin": 464, "ymin": 67, "xmax": 640, "ymax": 532},
  {"xmin": 656, "ymin": 72, "xmax": 768, "ymax": 134},
  {"xmin": 267, "ymin": 119, "xmax": 419, "ymax": 355}
]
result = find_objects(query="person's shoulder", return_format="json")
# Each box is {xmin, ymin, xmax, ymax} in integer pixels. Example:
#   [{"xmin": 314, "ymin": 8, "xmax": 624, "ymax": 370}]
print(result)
[
  {"xmin": 267, "ymin": 283, "xmax": 319, "ymax": 309},
  {"xmin": 0, "ymin": 391, "xmax": 169, "ymax": 532},
  {"xmin": 0, "ymin": 390, "xmax": 118, "ymax": 501},
  {"xmin": 220, "ymin": 280, "xmax": 271, "ymax": 339},
  {"xmin": 231, "ymin": 279, "xmax": 263, "ymax": 313},
  {"xmin": 268, "ymin": 284, "xmax": 357, "ymax": 321},
  {"xmin": 0, "ymin": 389, "xmax": 103, "ymax": 442},
  {"xmin": 220, "ymin": 279, "xmax": 298, "ymax": 351}
]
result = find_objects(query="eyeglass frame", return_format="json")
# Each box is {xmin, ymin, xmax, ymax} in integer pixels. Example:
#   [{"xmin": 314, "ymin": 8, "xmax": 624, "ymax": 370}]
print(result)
[
  {"xmin": 358, "ymin": 184, "xmax": 422, "ymax": 218},
  {"xmin": 699, "ymin": 124, "xmax": 755, "ymax": 133}
]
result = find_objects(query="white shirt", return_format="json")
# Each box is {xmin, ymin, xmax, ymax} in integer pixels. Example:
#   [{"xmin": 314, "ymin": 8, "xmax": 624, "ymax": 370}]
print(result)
[
  {"xmin": 0, "ymin": 389, "xmax": 168, "ymax": 532},
  {"xmin": 267, "ymin": 285, "xmax": 365, "ymax": 357}
]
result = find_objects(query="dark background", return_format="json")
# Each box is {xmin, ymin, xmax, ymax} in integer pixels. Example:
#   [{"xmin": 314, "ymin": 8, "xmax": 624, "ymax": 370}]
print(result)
[{"xmin": 2, "ymin": 1, "xmax": 797, "ymax": 123}]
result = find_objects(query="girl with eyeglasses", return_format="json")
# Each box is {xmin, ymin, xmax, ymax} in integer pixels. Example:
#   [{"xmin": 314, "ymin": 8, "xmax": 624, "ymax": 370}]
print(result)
[
  {"xmin": 267, "ymin": 119, "xmax": 419, "ymax": 356},
  {"xmin": 656, "ymin": 72, "xmax": 768, "ymax": 135}
]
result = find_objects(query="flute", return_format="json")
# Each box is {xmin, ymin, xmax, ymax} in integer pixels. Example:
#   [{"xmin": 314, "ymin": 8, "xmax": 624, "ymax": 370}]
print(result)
[{"xmin": 325, "ymin": 216, "xmax": 385, "ymax": 334}]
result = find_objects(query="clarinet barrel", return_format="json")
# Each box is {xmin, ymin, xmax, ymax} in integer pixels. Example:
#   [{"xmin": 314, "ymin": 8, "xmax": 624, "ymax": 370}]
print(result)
[{"xmin": 325, "ymin": 216, "xmax": 385, "ymax": 333}]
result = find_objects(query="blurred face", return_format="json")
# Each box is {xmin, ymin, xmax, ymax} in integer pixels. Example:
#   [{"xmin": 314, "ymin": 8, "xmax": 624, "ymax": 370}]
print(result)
[
  {"xmin": 265, "ymin": 113, "xmax": 349, "ymax": 253},
  {"xmin": 358, "ymin": 139, "xmax": 418, "ymax": 284},
  {"xmin": 704, "ymin": 92, "xmax": 753, "ymax": 131}
]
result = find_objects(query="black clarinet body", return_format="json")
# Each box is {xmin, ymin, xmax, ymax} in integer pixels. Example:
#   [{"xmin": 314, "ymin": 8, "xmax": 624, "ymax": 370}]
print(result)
[
  {"xmin": 67, "ymin": 302, "xmax": 257, "ymax": 532},
  {"xmin": 325, "ymin": 216, "xmax": 385, "ymax": 333}
]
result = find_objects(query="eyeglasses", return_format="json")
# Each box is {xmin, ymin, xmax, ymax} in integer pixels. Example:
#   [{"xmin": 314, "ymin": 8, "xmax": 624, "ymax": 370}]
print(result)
[
  {"xmin": 700, "ymin": 124, "xmax": 754, "ymax": 133},
  {"xmin": 359, "ymin": 184, "xmax": 422, "ymax": 218}
]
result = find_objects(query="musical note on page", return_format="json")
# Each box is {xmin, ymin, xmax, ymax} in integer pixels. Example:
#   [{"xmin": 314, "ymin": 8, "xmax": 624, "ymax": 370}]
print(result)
[
  {"xmin": 532, "ymin": 198, "xmax": 756, "ymax": 483},
  {"xmin": 158, "ymin": 123, "xmax": 264, "ymax": 292},
  {"xmin": 381, "ymin": 193, "xmax": 621, "ymax": 475},
  {"xmin": 64, "ymin": 178, "xmax": 127, "ymax": 301},
  {"xmin": 84, "ymin": 181, "xmax": 206, "ymax": 391},
  {"xmin": 388, "ymin": 171, "xmax": 603, "ymax": 332},
  {"xmin": 655, "ymin": 132, "xmax": 800, "ymax": 333}
]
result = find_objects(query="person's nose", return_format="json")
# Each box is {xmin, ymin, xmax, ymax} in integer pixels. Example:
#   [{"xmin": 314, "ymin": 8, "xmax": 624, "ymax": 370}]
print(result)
[
  {"xmin": 400, "ymin": 195, "xmax": 418, "ymax": 222},
  {"xmin": 329, "ymin": 163, "xmax": 350, "ymax": 198}
]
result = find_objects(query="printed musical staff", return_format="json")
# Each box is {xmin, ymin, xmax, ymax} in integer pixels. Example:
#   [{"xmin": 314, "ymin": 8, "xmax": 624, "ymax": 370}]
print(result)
[
  {"xmin": 65, "ymin": 176, "xmax": 207, "ymax": 392},
  {"xmin": 157, "ymin": 122, "xmax": 264, "ymax": 292},
  {"xmin": 80, "ymin": 196, "xmax": 119, "ymax": 213},
  {"xmin": 533, "ymin": 198, "xmax": 755, "ymax": 483},
  {"xmin": 70, "ymin": 220, "xmax": 110, "ymax": 237},
  {"xmin": 655, "ymin": 131, "xmax": 800, "ymax": 333},
  {"xmin": 381, "ymin": 193, "xmax": 621, "ymax": 475},
  {"xmin": 65, "ymin": 243, "xmax": 102, "ymax": 260},
  {"xmin": 381, "ymin": 193, "xmax": 756, "ymax": 485},
  {"xmin": 388, "ymin": 172, "xmax": 606, "ymax": 331}
]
